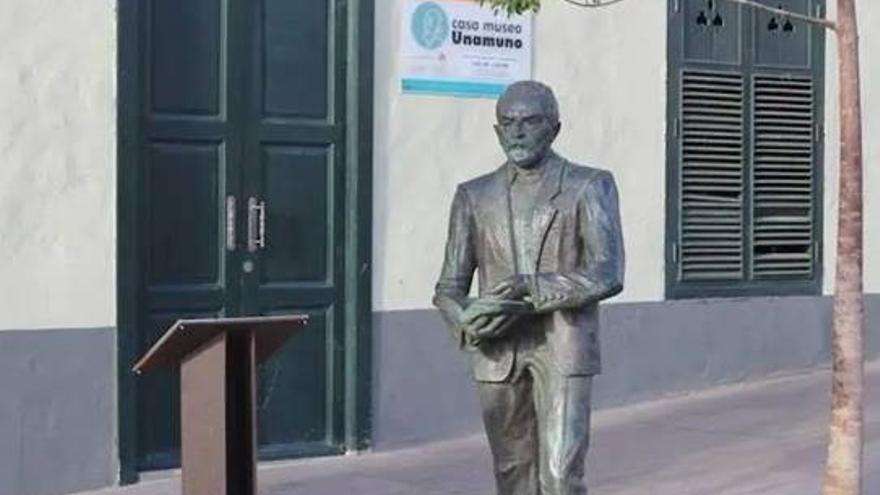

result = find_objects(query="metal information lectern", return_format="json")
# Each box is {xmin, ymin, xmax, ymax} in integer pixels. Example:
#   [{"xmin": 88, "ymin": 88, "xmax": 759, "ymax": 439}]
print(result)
[{"xmin": 133, "ymin": 315, "xmax": 308, "ymax": 495}]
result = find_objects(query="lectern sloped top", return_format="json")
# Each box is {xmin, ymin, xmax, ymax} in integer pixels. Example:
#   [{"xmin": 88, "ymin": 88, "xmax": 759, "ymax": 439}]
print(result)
[{"xmin": 132, "ymin": 314, "xmax": 308, "ymax": 374}]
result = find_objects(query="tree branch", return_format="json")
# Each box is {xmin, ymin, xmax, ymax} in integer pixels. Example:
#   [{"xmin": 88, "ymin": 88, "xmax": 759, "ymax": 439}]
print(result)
[
  {"xmin": 561, "ymin": 0, "xmax": 629, "ymax": 8},
  {"xmin": 482, "ymin": 0, "xmax": 836, "ymax": 31},
  {"xmin": 717, "ymin": 0, "xmax": 836, "ymax": 30}
]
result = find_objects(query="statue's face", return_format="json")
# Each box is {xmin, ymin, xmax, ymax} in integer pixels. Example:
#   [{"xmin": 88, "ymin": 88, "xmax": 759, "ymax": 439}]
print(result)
[{"xmin": 494, "ymin": 98, "xmax": 560, "ymax": 169}]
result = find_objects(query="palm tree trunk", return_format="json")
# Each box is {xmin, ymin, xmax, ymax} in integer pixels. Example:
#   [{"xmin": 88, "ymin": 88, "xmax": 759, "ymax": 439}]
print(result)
[{"xmin": 822, "ymin": 1, "xmax": 864, "ymax": 494}]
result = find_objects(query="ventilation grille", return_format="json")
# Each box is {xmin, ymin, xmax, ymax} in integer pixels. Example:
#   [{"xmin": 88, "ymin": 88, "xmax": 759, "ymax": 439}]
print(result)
[
  {"xmin": 752, "ymin": 75, "xmax": 815, "ymax": 278},
  {"xmin": 679, "ymin": 71, "xmax": 745, "ymax": 281}
]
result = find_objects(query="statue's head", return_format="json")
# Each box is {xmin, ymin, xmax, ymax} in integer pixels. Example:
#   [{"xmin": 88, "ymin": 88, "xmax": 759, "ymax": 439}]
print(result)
[{"xmin": 494, "ymin": 81, "xmax": 561, "ymax": 169}]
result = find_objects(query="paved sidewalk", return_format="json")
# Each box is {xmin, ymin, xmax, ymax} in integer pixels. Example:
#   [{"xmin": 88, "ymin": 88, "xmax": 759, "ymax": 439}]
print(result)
[{"xmin": 76, "ymin": 362, "xmax": 880, "ymax": 495}]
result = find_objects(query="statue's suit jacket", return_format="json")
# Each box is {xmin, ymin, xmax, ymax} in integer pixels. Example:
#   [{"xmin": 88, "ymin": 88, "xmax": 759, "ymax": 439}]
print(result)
[{"xmin": 434, "ymin": 154, "xmax": 625, "ymax": 382}]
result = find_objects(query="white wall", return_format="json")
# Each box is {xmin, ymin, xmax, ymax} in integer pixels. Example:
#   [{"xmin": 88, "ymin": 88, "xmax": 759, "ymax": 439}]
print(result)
[
  {"xmin": 0, "ymin": 0, "xmax": 872, "ymax": 325},
  {"xmin": 373, "ymin": 0, "xmax": 667, "ymax": 311},
  {"xmin": 0, "ymin": 0, "xmax": 116, "ymax": 330},
  {"xmin": 823, "ymin": 2, "xmax": 880, "ymax": 295}
]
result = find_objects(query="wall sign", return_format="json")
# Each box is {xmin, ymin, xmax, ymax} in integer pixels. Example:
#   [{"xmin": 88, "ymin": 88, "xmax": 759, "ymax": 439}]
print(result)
[{"xmin": 401, "ymin": 0, "xmax": 533, "ymax": 98}]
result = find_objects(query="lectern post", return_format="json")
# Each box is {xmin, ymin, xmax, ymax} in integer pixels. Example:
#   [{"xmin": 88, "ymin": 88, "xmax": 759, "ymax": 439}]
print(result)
[{"xmin": 133, "ymin": 315, "xmax": 308, "ymax": 495}]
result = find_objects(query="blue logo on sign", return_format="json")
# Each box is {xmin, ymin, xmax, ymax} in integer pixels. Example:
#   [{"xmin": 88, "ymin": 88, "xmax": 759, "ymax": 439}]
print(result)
[{"xmin": 411, "ymin": 2, "xmax": 449, "ymax": 50}]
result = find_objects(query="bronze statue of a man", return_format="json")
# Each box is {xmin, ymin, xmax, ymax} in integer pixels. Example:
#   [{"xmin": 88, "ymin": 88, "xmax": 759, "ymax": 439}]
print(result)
[{"xmin": 433, "ymin": 81, "xmax": 625, "ymax": 495}]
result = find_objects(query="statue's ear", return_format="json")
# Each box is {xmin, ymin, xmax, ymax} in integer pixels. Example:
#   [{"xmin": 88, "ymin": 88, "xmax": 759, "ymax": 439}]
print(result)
[
  {"xmin": 553, "ymin": 121, "xmax": 562, "ymax": 137},
  {"xmin": 493, "ymin": 123, "xmax": 504, "ymax": 139}
]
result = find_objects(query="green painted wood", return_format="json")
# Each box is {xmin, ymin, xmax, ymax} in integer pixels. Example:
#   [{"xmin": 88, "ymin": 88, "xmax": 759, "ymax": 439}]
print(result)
[
  {"xmin": 344, "ymin": 0, "xmax": 375, "ymax": 453},
  {"xmin": 262, "ymin": 1, "xmax": 330, "ymax": 119},
  {"xmin": 135, "ymin": 0, "xmax": 243, "ymax": 469},
  {"xmin": 753, "ymin": 0, "xmax": 811, "ymax": 68},
  {"xmin": 240, "ymin": 0, "xmax": 348, "ymax": 457},
  {"xmin": 683, "ymin": 0, "xmax": 742, "ymax": 65},
  {"xmin": 117, "ymin": 0, "xmax": 142, "ymax": 483},
  {"xmin": 665, "ymin": 0, "xmax": 825, "ymax": 299},
  {"xmin": 118, "ymin": 0, "xmax": 372, "ymax": 475},
  {"xmin": 149, "ymin": 0, "xmax": 222, "ymax": 115}
]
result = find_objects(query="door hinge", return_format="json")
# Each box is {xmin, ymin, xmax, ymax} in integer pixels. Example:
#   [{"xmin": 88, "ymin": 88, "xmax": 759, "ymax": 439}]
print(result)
[{"xmin": 672, "ymin": 241, "xmax": 680, "ymax": 264}]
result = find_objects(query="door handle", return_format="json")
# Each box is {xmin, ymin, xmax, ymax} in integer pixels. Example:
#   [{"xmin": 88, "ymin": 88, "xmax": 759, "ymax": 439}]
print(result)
[
  {"xmin": 247, "ymin": 197, "xmax": 267, "ymax": 252},
  {"xmin": 226, "ymin": 195, "xmax": 237, "ymax": 251}
]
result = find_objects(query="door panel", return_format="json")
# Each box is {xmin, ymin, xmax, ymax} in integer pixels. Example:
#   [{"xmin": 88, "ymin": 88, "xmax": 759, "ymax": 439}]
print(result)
[
  {"xmin": 262, "ymin": 0, "xmax": 331, "ymax": 119},
  {"xmin": 149, "ymin": 0, "xmax": 224, "ymax": 116},
  {"xmin": 261, "ymin": 146, "xmax": 332, "ymax": 284},
  {"xmin": 258, "ymin": 306, "xmax": 332, "ymax": 450},
  {"xmin": 147, "ymin": 142, "xmax": 222, "ymax": 285}
]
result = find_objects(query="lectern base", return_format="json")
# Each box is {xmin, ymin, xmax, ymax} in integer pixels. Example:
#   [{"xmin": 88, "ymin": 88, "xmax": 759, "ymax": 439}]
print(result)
[
  {"xmin": 181, "ymin": 332, "xmax": 257, "ymax": 495},
  {"xmin": 133, "ymin": 315, "xmax": 308, "ymax": 495}
]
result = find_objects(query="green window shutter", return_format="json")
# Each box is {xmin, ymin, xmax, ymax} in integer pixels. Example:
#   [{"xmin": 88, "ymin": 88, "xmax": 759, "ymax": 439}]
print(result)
[
  {"xmin": 679, "ymin": 70, "xmax": 745, "ymax": 281},
  {"xmin": 752, "ymin": 74, "xmax": 816, "ymax": 278},
  {"xmin": 666, "ymin": 0, "xmax": 824, "ymax": 298}
]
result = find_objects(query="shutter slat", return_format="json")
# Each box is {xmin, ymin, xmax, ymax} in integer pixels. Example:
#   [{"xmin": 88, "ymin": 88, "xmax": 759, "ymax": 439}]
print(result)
[
  {"xmin": 756, "ymin": 142, "xmax": 813, "ymax": 150},
  {"xmin": 753, "ymin": 269, "xmax": 812, "ymax": 277},
  {"xmin": 682, "ymin": 240, "xmax": 743, "ymax": 248},
  {"xmin": 683, "ymin": 248, "xmax": 742, "ymax": 254},
  {"xmin": 683, "ymin": 98, "xmax": 744, "ymax": 109},
  {"xmin": 683, "ymin": 123, "xmax": 743, "ymax": 132},
  {"xmin": 685, "ymin": 218, "xmax": 741, "ymax": 225},
  {"xmin": 684, "ymin": 161, "xmax": 746, "ymax": 170},
  {"xmin": 684, "ymin": 272, "xmax": 743, "ymax": 281},
  {"xmin": 684, "ymin": 180, "xmax": 743, "ymax": 187},
  {"xmin": 685, "ymin": 170, "xmax": 742, "ymax": 177},
  {"xmin": 684, "ymin": 146, "xmax": 745, "ymax": 153},
  {"xmin": 755, "ymin": 171, "xmax": 812, "ymax": 178},
  {"xmin": 685, "ymin": 228, "xmax": 743, "ymax": 234},
  {"xmin": 683, "ymin": 196, "xmax": 741, "ymax": 205},
  {"xmin": 754, "ymin": 179, "xmax": 812, "ymax": 186}
]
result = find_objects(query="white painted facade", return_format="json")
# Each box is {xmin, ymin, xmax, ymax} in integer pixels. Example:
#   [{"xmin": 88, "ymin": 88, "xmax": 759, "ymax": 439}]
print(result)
[
  {"xmin": 373, "ymin": 0, "xmax": 880, "ymax": 311},
  {"xmin": 0, "ymin": 0, "xmax": 876, "ymax": 319},
  {"xmin": 0, "ymin": 0, "xmax": 116, "ymax": 331},
  {"xmin": 0, "ymin": 1, "xmax": 876, "ymax": 493}
]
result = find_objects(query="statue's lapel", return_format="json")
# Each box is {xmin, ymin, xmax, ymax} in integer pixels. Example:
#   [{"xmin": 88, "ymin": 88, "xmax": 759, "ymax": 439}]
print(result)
[
  {"xmin": 489, "ymin": 166, "xmax": 517, "ymax": 267},
  {"xmin": 530, "ymin": 156, "xmax": 565, "ymax": 271}
]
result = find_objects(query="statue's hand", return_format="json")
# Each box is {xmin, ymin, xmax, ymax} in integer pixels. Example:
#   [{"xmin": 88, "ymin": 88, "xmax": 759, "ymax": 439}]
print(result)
[
  {"xmin": 525, "ymin": 292, "xmax": 568, "ymax": 313},
  {"xmin": 457, "ymin": 278, "xmax": 534, "ymax": 342},
  {"xmin": 487, "ymin": 275, "xmax": 532, "ymax": 301},
  {"xmin": 463, "ymin": 314, "xmax": 518, "ymax": 346},
  {"xmin": 461, "ymin": 316, "xmax": 488, "ymax": 347},
  {"xmin": 460, "ymin": 299, "xmax": 507, "ymax": 324},
  {"xmin": 461, "ymin": 296, "xmax": 532, "ymax": 323},
  {"xmin": 473, "ymin": 314, "xmax": 518, "ymax": 341}
]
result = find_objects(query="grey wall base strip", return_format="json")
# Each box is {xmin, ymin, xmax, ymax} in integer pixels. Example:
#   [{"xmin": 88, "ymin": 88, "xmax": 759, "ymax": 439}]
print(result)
[
  {"xmin": 372, "ymin": 294, "xmax": 880, "ymax": 449},
  {"xmin": 0, "ymin": 327, "xmax": 115, "ymax": 495},
  {"xmin": 371, "ymin": 310, "xmax": 482, "ymax": 450}
]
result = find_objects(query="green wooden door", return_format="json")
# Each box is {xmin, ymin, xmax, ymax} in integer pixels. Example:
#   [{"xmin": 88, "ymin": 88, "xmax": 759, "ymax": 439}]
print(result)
[{"xmin": 127, "ymin": 0, "xmax": 363, "ymax": 471}]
